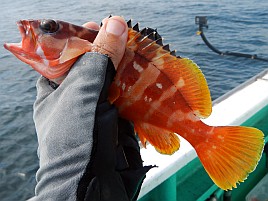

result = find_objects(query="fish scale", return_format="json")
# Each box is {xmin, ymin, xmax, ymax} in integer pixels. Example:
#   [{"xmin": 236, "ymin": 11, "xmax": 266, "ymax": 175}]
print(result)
[{"xmin": 4, "ymin": 17, "xmax": 264, "ymax": 191}]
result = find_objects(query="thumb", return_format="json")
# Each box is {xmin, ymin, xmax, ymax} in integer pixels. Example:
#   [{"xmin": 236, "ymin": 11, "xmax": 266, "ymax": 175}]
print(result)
[{"xmin": 92, "ymin": 16, "xmax": 128, "ymax": 69}]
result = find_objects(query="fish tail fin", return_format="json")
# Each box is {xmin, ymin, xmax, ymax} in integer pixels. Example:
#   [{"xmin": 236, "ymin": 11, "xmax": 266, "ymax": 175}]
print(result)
[{"xmin": 194, "ymin": 126, "xmax": 264, "ymax": 190}]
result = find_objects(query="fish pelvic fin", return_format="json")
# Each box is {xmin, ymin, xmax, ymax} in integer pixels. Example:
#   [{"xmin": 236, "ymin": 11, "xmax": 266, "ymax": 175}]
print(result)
[
  {"xmin": 194, "ymin": 126, "xmax": 264, "ymax": 190},
  {"xmin": 134, "ymin": 122, "xmax": 180, "ymax": 155}
]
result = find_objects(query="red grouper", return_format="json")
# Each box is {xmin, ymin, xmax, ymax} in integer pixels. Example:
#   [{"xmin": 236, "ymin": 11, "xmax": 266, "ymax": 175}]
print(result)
[{"xmin": 4, "ymin": 18, "xmax": 264, "ymax": 191}]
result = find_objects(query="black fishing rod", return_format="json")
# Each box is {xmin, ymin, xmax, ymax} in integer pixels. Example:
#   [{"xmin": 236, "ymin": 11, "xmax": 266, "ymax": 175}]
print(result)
[{"xmin": 195, "ymin": 16, "xmax": 268, "ymax": 62}]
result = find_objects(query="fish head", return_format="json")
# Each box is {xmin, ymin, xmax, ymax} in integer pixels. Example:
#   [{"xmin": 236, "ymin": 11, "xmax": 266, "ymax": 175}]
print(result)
[{"xmin": 4, "ymin": 19, "xmax": 98, "ymax": 79}]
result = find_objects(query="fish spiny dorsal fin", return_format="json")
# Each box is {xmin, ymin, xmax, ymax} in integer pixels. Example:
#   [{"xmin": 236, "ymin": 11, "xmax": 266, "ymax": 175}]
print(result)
[
  {"xmin": 146, "ymin": 27, "xmax": 156, "ymax": 36},
  {"xmin": 127, "ymin": 19, "xmax": 132, "ymax": 28},
  {"xmin": 140, "ymin": 27, "xmax": 148, "ymax": 36},
  {"xmin": 127, "ymin": 22, "xmax": 212, "ymax": 118},
  {"xmin": 155, "ymin": 38, "xmax": 163, "ymax": 46},
  {"xmin": 155, "ymin": 31, "xmax": 162, "ymax": 40},
  {"xmin": 100, "ymin": 15, "xmax": 113, "ymax": 27},
  {"xmin": 147, "ymin": 31, "xmax": 156, "ymax": 40},
  {"xmin": 133, "ymin": 23, "xmax": 140, "ymax": 32},
  {"xmin": 128, "ymin": 26, "xmax": 159, "ymax": 51},
  {"xmin": 170, "ymin": 50, "xmax": 176, "ymax": 56},
  {"xmin": 129, "ymin": 24, "xmax": 180, "ymax": 61},
  {"xmin": 162, "ymin": 44, "xmax": 170, "ymax": 51}
]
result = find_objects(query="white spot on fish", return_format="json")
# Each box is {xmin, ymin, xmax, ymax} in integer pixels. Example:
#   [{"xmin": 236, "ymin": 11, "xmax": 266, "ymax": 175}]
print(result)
[
  {"xmin": 217, "ymin": 135, "xmax": 225, "ymax": 142},
  {"xmin": 127, "ymin": 86, "xmax": 132, "ymax": 92},
  {"xmin": 176, "ymin": 78, "xmax": 185, "ymax": 88},
  {"xmin": 156, "ymin": 83, "xmax": 163, "ymax": 89},
  {"xmin": 36, "ymin": 46, "xmax": 49, "ymax": 65},
  {"xmin": 133, "ymin": 61, "xmax": 143, "ymax": 72},
  {"xmin": 218, "ymin": 135, "xmax": 224, "ymax": 140},
  {"xmin": 122, "ymin": 83, "xmax": 126, "ymax": 91},
  {"xmin": 145, "ymin": 84, "xmax": 177, "ymax": 121},
  {"xmin": 185, "ymin": 112, "xmax": 198, "ymax": 122},
  {"xmin": 144, "ymin": 96, "xmax": 148, "ymax": 102},
  {"xmin": 36, "ymin": 46, "xmax": 44, "ymax": 57},
  {"xmin": 167, "ymin": 110, "xmax": 185, "ymax": 127},
  {"xmin": 212, "ymin": 145, "xmax": 217, "ymax": 149},
  {"xmin": 171, "ymin": 85, "xmax": 177, "ymax": 93},
  {"xmin": 119, "ymin": 64, "xmax": 160, "ymax": 113},
  {"xmin": 144, "ymin": 96, "xmax": 152, "ymax": 103}
]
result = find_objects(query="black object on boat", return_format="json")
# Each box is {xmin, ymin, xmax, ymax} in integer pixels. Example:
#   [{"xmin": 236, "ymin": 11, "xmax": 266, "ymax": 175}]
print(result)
[{"xmin": 195, "ymin": 16, "xmax": 268, "ymax": 62}]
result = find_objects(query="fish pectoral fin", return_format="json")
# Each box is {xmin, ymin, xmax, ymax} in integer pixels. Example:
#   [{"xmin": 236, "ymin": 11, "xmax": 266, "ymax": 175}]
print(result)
[
  {"xmin": 194, "ymin": 126, "xmax": 264, "ymax": 190},
  {"xmin": 59, "ymin": 37, "xmax": 92, "ymax": 63},
  {"xmin": 134, "ymin": 122, "xmax": 180, "ymax": 155}
]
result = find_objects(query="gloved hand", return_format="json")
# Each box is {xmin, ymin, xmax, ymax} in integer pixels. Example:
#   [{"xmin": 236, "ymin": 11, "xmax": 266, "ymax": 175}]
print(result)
[{"xmin": 30, "ymin": 16, "xmax": 153, "ymax": 201}]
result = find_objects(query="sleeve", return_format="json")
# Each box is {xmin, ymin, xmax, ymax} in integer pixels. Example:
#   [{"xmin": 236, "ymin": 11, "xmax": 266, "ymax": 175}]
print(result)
[
  {"xmin": 29, "ymin": 52, "xmax": 153, "ymax": 201},
  {"xmin": 30, "ymin": 52, "xmax": 111, "ymax": 200}
]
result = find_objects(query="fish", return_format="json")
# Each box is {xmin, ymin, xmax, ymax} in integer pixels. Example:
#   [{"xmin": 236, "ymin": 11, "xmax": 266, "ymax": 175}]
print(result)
[{"xmin": 4, "ymin": 18, "xmax": 264, "ymax": 191}]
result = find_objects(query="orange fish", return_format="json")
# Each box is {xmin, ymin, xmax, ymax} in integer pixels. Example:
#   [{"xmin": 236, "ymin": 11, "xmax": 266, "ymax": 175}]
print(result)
[{"xmin": 4, "ymin": 18, "xmax": 264, "ymax": 190}]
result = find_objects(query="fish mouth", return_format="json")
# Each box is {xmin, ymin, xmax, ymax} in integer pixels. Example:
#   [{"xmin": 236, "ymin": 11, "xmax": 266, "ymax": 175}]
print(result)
[{"xmin": 4, "ymin": 20, "xmax": 38, "ymax": 62}]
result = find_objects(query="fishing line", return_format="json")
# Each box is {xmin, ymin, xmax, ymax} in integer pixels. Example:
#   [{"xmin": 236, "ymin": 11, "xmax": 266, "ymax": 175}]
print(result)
[{"xmin": 195, "ymin": 16, "xmax": 268, "ymax": 62}]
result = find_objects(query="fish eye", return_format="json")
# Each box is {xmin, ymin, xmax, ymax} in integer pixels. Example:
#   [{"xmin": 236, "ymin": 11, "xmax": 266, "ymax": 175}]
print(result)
[{"xmin": 40, "ymin": 19, "xmax": 59, "ymax": 33}]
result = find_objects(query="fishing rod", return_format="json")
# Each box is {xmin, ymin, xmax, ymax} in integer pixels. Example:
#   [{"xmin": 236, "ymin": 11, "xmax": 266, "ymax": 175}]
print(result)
[{"xmin": 195, "ymin": 16, "xmax": 268, "ymax": 62}]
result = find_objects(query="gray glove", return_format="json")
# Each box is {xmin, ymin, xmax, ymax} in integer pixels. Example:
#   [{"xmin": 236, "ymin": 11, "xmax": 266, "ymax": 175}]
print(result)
[{"xmin": 30, "ymin": 52, "xmax": 152, "ymax": 201}]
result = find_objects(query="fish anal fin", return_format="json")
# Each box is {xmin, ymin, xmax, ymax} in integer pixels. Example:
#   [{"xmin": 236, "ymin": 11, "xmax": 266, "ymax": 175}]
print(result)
[
  {"xmin": 134, "ymin": 122, "xmax": 180, "ymax": 155},
  {"xmin": 195, "ymin": 126, "xmax": 264, "ymax": 190}
]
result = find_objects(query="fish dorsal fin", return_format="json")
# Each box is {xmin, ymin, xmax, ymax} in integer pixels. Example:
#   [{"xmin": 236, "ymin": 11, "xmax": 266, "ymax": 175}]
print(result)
[
  {"xmin": 127, "ymin": 26, "xmax": 212, "ymax": 118},
  {"xmin": 134, "ymin": 122, "xmax": 180, "ymax": 155},
  {"xmin": 158, "ymin": 56, "xmax": 212, "ymax": 118}
]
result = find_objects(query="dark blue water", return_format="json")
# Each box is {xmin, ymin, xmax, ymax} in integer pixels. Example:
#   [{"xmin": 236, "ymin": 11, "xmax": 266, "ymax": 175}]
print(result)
[{"xmin": 0, "ymin": 0, "xmax": 267, "ymax": 200}]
